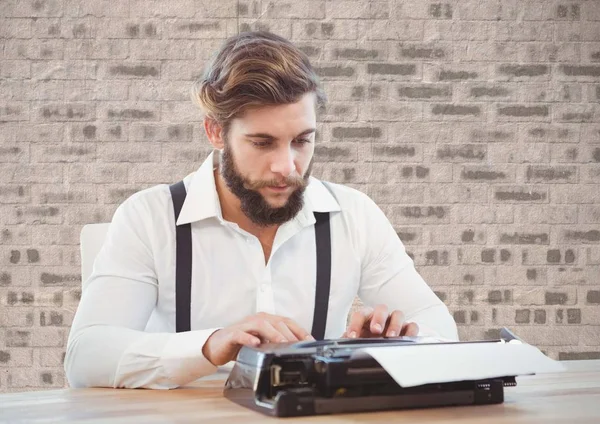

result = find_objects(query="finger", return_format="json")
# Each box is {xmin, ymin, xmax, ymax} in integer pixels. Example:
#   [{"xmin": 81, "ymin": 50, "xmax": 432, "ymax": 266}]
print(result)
[
  {"xmin": 243, "ymin": 319, "xmax": 289, "ymax": 343},
  {"xmin": 275, "ymin": 320, "xmax": 299, "ymax": 342},
  {"xmin": 385, "ymin": 310, "xmax": 406, "ymax": 337},
  {"xmin": 281, "ymin": 318, "xmax": 314, "ymax": 341},
  {"xmin": 231, "ymin": 329, "xmax": 260, "ymax": 347},
  {"xmin": 346, "ymin": 307, "xmax": 373, "ymax": 338},
  {"xmin": 369, "ymin": 304, "xmax": 389, "ymax": 335},
  {"xmin": 400, "ymin": 322, "xmax": 419, "ymax": 337}
]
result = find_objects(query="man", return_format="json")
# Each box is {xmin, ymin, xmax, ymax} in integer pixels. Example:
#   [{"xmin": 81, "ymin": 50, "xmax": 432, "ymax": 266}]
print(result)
[{"xmin": 65, "ymin": 31, "xmax": 457, "ymax": 390}]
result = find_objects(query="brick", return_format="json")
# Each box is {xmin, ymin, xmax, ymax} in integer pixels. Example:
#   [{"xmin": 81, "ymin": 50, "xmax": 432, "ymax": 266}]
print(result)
[
  {"xmin": 409, "ymin": 247, "xmax": 452, "ymax": 267},
  {"xmin": 581, "ymin": 206, "xmax": 600, "ymax": 224},
  {"xmin": 429, "ymin": 227, "xmax": 486, "ymax": 245},
  {"xmin": 367, "ymin": 63, "xmax": 417, "ymax": 76},
  {"xmin": 0, "ymin": 227, "xmax": 32, "ymax": 245},
  {"xmin": 525, "ymin": 165, "xmax": 577, "ymax": 183},
  {"xmin": 418, "ymin": 266, "xmax": 484, "ymax": 286},
  {"xmin": 499, "ymin": 231, "xmax": 549, "ymax": 245},
  {"xmin": 0, "ymin": 102, "xmax": 30, "ymax": 121},
  {"xmin": 435, "ymin": 144, "xmax": 486, "ymax": 162},
  {"xmin": 496, "ymin": 104, "xmax": 550, "ymax": 121},
  {"xmin": 427, "ymin": 184, "xmax": 488, "ymax": 204},
  {"xmin": 519, "ymin": 124, "xmax": 580, "ymax": 143},
  {"xmin": 31, "ymin": 144, "xmax": 95, "ymax": 163},
  {"xmin": 493, "ymin": 22, "xmax": 553, "ymax": 42},
  {"xmin": 514, "ymin": 205, "xmax": 577, "ymax": 224},
  {"xmin": 392, "ymin": 122, "xmax": 451, "ymax": 145},
  {"xmin": 460, "ymin": 84, "xmax": 515, "ymax": 101},
  {"xmin": 454, "ymin": 205, "xmax": 513, "ymax": 224},
  {"xmin": 0, "ymin": 308, "xmax": 34, "ymax": 327},
  {"xmin": 368, "ymin": 184, "xmax": 425, "ymax": 204},
  {"xmin": 554, "ymin": 104, "xmax": 600, "ymax": 123},
  {"xmin": 515, "ymin": 309, "xmax": 531, "ymax": 324},
  {"xmin": 493, "ymin": 186, "xmax": 548, "ymax": 203},
  {"xmin": 455, "ymin": 1, "xmax": 517, "ymax": 20},
  {"xmin": 165, "ymin": 19, "xmax": 226, "ymax": 39},
  {"xmin": 424, "ymin": 21, "xmax": 488, "ymax": 42},
  {"xmin": 556, "ymin": 84, "xmax": 583, "ymax": 102},
  {"xmin": 423, "ymin": 63, "xmax": 491, "ymax": 82},
  {"xmin": 325, "ymin": 1, "xmax": 389, "ymax": 19},
  {"xmin": 559, "ymin": 65, "xmax": 600, "ymax": 81},
  {"xmin": 457, "ymin": 165, "xmax": 516, "ymax": 182},
  {"xmin": 100, "ymin": 102, "xmax": 160, "ymax": 121},
  {"xmin": 514, "ymin": 287, "xmax": 577, "ymax": 306},
  {"xmin": 130, "ymin": 124, "xmax": 193, "ymax": 143},
  {"xmin": 294, "ymin": 20, "xmax": 357, "ymax": 40},
  {"xmin": 359, "ymin": 102, "xmax": 422, "ymax": 121},
  {"xmin": 4, "ymin": 205, "xmax": 63, "ymax": 225},
  {"xmin": 371, "ymin": 144, "xmax": 422, "ymax": 162},
  {"xmin": 397, "ymin": 84, "xmax": 452, "ymax": 100},
  {"xmin": 549, "ymin": 266, "xmax": 600, "ymax": 286},
  {"xmin": 0, "ymin": 185, "xmax": 30, "ymax": 204},
  {"xmin": 100, "ymin": 185, "xmax": 147, "ymax": 204},
  {"xmin": 559, "ymin": 229, "xmax": 600, "ymax": 244},
  {"xmin": 32, "ymin": 184, "xmax": 97, "ymax": 204},
  {"xmin": 331, "ymin": 126, "xmax": 384, "ymax": 141},
  {"xmin": 358, "ymin": 20, "xmax": 423, "ymax": 41},
  {"xmin": 428, "ymin": 104, "xmax": 483, "ymax": 121},
  {"xmin": 458, "ymin": 118, "xmax": 518, "ymax": 138},
  {"xmin": 559, "ymin": 352, "xmax": 600, "ymax": 360},
  {"xmin": 98, "ymin": 19, "xmax": 162, "ymax": 39},
  {"xmin": 31, "ymin": 60, "xmax": 97, "ymax": 80},
  {"xmin": 161, "ymin": 101, "xmax": 203, "ymax": 123},
  {"xmin": 101, "ymin": 62, "xmax": 161, "ymax": 79},
  {"xmin": 321, "ymin": 83, "xmax": 386, "ymax": 101},
  {"xmin": 387, "ymin": 205, "xmax": 451, "ymax": 224},
  {"xmin": 454, "ymin": 41, "xmax": 518, "ymax": 62},
  {"xmin": 485, "ymin": 267, "xmax": 547, "ymax": 285},
  {"xmin": 395, "ymin": 227, "xmax": 423, "ymax": 245},
  {"xmin": 64, "ymin": 39, "xmax": 128, "ymax": 60},
  {"xmin": 0, "ymin": 18, "xmax": 33, "ymax": 38},
  {"xmin": 551, "ymin": 185, "xmax": 600, "ymax": 203},
  {"xmin": 238, "ymin": 19, "xmax": 292, "ymax": 39},
  {"xmin": 397, "ymin": 43, "xmax": 451, "ymax": 60},
  {"xmin": 39, "ymin": 348, "xmax": 66, "ymax": 367},
  {"xmin": 129, "ymin": 39, "xmax": 195, "ymax": 60},
  {"xmin": 69, "ymin": 123, "xmax": 128, "ymax": 142}
]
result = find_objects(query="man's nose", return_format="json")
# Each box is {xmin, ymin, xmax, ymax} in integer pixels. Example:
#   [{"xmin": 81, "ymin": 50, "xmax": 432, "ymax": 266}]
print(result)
[{"xmin": 270, "ymin": 147, "xmax": 295, "ymax": 177}]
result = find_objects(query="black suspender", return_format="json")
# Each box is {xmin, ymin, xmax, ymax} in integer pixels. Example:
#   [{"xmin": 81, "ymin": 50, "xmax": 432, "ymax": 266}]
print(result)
[
  {"xmin": 311, "ymin": 212, "xmax": 332, "ymax": 341},
  {"xmin": 169, "ymin": 181, "xmax": 332, "ymax": 339},
  {"xmin": 169, "ymin": 181, "xmax": 192, "ymax": 333}
]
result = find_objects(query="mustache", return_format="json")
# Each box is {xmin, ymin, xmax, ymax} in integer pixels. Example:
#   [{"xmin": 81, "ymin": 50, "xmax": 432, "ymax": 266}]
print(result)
[{"xmin": 244, "ymin": 174, "xmax": 308, "ymax": 190}]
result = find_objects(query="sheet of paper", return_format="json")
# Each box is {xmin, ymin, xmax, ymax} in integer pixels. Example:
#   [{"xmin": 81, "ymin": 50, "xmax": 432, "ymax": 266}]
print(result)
[{"xmin": 355, "ymin": 342, "xmax": 566, "ymax": 388}]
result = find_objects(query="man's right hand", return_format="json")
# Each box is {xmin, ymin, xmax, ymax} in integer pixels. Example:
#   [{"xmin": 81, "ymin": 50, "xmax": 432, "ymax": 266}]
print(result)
[{"xmin": 202, "ymin": 312, "xmax": 314, "ymax": 366}]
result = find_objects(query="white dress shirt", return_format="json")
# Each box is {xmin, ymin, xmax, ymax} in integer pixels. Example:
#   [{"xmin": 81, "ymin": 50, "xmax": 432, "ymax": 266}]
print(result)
[{"xmin": 64, "ymin": 151, "xmax": 458, "ymax": 390}]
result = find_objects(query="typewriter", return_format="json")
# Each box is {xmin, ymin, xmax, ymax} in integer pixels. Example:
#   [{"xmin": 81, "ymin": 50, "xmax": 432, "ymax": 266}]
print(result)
[{"xmin": 223, "ymin": 329, "xmax": 525, "ymax": 417}]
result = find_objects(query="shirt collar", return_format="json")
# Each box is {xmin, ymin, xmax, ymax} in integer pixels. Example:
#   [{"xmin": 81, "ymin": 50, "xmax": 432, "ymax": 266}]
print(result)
[{"xmin": 175, "ymin": 150, "xmax": 341, "ymax": 226}]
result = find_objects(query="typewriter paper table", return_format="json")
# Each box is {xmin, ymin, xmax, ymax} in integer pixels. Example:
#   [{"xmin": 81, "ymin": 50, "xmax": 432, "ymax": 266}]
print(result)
[{"xmin": 1, "ymin": 360, "xmax": 599, "ymax": 423}]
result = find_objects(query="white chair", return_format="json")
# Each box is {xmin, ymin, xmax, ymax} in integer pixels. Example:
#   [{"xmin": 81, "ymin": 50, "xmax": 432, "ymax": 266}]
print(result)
[{"xmin": 79, "ymin": 223, "xmax": 110, "ymax": 291}]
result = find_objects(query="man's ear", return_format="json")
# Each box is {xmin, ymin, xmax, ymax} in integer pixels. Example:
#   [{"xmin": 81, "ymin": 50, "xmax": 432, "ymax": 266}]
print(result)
[{"xmin": 204, "ymin": 117, "xmax": 225, "ymax": 150}]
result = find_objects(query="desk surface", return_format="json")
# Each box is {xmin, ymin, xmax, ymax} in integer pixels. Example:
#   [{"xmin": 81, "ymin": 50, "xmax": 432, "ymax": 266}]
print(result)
[{"xmin": 2, "ymin": 360, "xmax": 600, "ymax": 423}]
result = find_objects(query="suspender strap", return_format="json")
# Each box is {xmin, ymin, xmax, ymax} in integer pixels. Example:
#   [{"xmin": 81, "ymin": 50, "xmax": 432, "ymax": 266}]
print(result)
[
  {"xmin": 169, "ymin": 181, "xmax": 192, "ymax": 333},
  {"xmin": 169, "ymin": 179, "xmax": 333, "ymax": 338},
  {"xmin": 311, "ymin": 211, "xmax": 332, "ymax": 341}
]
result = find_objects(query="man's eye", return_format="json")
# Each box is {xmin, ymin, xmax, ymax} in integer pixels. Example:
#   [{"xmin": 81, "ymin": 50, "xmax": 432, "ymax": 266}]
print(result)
[
  {"xmin": 252, "ymin": 141, "xmax": 271, "ymax": 148},
  {"xmin": 294, "ymin": 138, "xmax": 311, "ymax": 144}
]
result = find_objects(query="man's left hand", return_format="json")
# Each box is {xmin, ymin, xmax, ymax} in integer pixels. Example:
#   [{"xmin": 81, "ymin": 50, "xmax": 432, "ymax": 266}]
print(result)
[{"xmin": 343, "ymin": 304, "xmax": 419, "ymax": 338}]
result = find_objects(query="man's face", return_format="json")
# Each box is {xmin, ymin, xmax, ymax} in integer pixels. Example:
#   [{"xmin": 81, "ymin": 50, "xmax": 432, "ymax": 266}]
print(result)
[{"xmin": 219, "ymin": 92, "xmax": 317, "ymax": 227}]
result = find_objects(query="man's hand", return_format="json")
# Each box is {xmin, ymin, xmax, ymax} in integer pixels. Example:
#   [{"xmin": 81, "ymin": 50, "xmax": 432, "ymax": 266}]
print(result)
[
  {"xmin": 343, "ymin": 305, "xmax": 419, "ymax": 338},
  {"xmin": 202, "ymin": 312, "xmax": 314, "ymax": 366}
]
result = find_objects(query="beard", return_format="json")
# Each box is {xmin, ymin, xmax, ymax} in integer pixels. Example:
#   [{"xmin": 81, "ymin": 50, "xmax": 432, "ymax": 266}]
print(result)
[{"xmin": 220, "ymin": 145, "xmax": 312, "ymax": 227}]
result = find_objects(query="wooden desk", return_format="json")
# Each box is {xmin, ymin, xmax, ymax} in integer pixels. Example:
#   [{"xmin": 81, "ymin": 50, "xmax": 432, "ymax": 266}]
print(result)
[{"xmin": 2, "ymin": 360, "xmax": 600, "ymax": 423}]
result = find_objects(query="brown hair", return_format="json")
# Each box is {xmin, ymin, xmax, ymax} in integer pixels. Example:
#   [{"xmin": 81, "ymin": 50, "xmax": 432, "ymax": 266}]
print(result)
[{"xmin": 192, "ymin": 31, "xmax": 326, "ymax": 132}]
